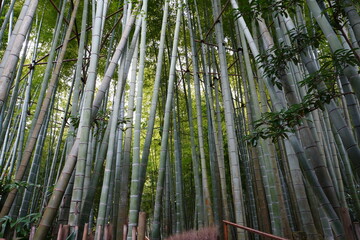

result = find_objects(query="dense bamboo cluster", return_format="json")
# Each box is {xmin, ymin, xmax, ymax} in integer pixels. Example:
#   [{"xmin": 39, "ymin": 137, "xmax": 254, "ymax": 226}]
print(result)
[{"xmin": 0, "ymin": 0, "xmax": 360, "ymax": 239}]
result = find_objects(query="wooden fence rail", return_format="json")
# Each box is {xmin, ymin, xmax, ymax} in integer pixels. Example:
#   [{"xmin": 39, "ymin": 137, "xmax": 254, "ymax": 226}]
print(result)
[{"xmin": 223, "ymin": 220, "xmax": 290, "ymax": 240}]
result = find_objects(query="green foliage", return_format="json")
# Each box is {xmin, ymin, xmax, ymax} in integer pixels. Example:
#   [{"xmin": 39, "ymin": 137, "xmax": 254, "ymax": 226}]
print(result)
[
  {"xmin": 0, "ymin": 216, "xmax": 12, "ymax": 237},
  {"xmin": 0, "ymin": 213, "xmax": 40, "ymax": 239},
  {"xmin": 93, "ymin": 109, "xmax": 110, "ymax": 137},
  {"xmin": 301, "ymin": 48, "xmax": 359, "ymax": 90},
  {"xmin": 0, "ymin": 178, "xmax": 36, "ymax": 194},
  {"xmin": 247, "ymin": 30, "xmax": 358, "ymax": 145},
  {"xmin": 256, "ymin": 24, "xmax": 330, "ymax": 89},
  {"xmin": 320, "ymin": 48, "xmax": 360, "ymax": 71},
  {"xmin": 245, "ymin": 88, "xmax": 337, "ymax": 145},
  {"xmin": 320, "ymin": 0, "xmax": 355, "ymax": 30},
  {"xmin": 288, "ymin": 24, "xmax": 325, "ymax": 52},
  {"xmin": 70, "ymin": 114, "xmax": 80, "ymax": 129},
  {"xmin": 0, "ymin": 179, "xmax": 42, "ymax": 212},
  {"xmin": 234, "ymin": 0, "xmax": 303, "ymax": 20},
  {"xmin": 256, "ymin": 43, "xmax": 300, "ymax": 89}
]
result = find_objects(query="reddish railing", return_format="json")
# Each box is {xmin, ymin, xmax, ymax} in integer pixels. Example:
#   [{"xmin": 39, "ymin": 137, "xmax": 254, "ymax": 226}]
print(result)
[{"xmin": 223, "ymin": 220, "xmax": 290, "ymax": 240}]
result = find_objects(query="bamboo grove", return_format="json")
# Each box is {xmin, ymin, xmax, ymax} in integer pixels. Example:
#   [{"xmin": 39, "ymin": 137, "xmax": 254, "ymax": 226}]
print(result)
[{"xmin": 0, "ymin": 0, "xmax": 360, "ymax": 239}]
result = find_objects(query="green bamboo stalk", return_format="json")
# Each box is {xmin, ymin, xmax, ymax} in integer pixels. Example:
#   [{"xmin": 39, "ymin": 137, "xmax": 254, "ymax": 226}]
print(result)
[
  {"xmin": 42, "ymin": 71, "xmax": 74, "ymax": 213},
  {"xmin": 0, "ymin": 0, "xmax": 79, "ymax": 218},
  {"xmin": 91, "ymin": 13, "xmax": 138, "ymax": 116},
  {"xmin": 240, "ymin": 63, "xmax": 271, "ymax": 234},
  {"xmin": 116, "ymin": 38, "xmax": 139, "ymax": 239},
  {"xmin": 234, "ymin": 23, "xmax": 261, "ymax": 234},
  {"xmin": 35, "ymin": 6, "xmax": 138, "ymax": 237},
  {"xmin": 79, "ymin": 122, "xmax": 111, "ymax": 227},
  {"xmin": 343, "ymin": 0, "xmax": 360, "ymax": 47},
  {"xmin": 306, "ymin": 0, "xmax": 360, "ymax": 100},
  {"xmin": 69, "ymin": 0, "xmax": 104, "ymax": 229},
  {"xmin": 151, "ymin": 3, "xmax": 182, "ymax": 239},
  {"xmin": 0, "ymin": 0, "xmax": 30, "ymax": 79},
  {"xmin": 0, "ymin": 114, "xmax": 20, "ymax": 179},
  {"xmin": 24, "ymin": 0, "xmax": 67, "ymax": 150},
  {"xmin": 19, "ymin": 97, "xmax": 53, "ymax": 218},
  {"xmin": 58, "ymin": 169, "xmax": 74, "ymax": 226},
  {"xmin": 0, "ymin": 0, "xmax": 32, "ymax": 147},
  {"xmin": 193, "ymin": 0, "xmax": 231, "ymax": 224},
  {"xmin": 95, "ymin": 38, "xmax": 132, "ymax": 236},
  {"xmin": 137, "ymin": 0, "xmax": 169, "ymax": 209},
  {"xmin": 241, "ymin": 16, "xmax": 284, "ymax": 236},
  {"xmin": 127, "ymin": 1, "xmax": 148, "ymax": 237},
  {"xmin": 15, "ymin": 22, "xmax": 47, "ymax": 214},
  {"xmin": 112, "ymin": 60, "xmax": 126, "ymax": 240},
  {"xmin": 211, "ymin": 0, "xmax": 246, "ymax": 238},
  {"xmin": 0, "ymin": 0, "xmax": 15, "ymax": 47},
  {"xmin": 184, "ymin": 0, "xmax": 214, "ymax": 225},
  {"xmin": 180, "ymin": 17, "xmax": 204, "ymax": 229},
  {"xmin": 173, "ymin": 95, "xmax": 185, "ymax": 233},
  {"xmin": 0, "ymin": 0, "xmax": 38, "ymax": 112},
  {"xmin": 0, "ymin": 30, "xmax": 30, "ymax": 171},
  {"xmin": 67, "ymin": 0, "xmax": 89, "ymax": 151},
  {"xmin": 205, "ymin": 84, "xmax": 223, "ymax": 237},
  {"xmin": 231, "ymin": 0, "xmax": 346, "ymax": 237}
]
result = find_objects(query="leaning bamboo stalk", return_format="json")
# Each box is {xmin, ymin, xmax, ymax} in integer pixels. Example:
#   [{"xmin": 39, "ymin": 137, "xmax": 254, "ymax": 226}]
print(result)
[
  {"xmin": 57, "ymin": 167, "xmax": 74, "ymax": 226},
  {"xmin": 79, "ymin": 122, "xmax": 111, "ymax": 227},
  {"xmin": 80, "ymin": 14, "xmax": 140, "ymax": 235},
  {"xmin": 42, "ymin": 69, "xmax": 75, "ymax": 214},
  {"xmin": 230, "ymin": 1, "xmax": 345, "ymax": 237},
  {"xmin": 281, "ymin": 13, "xmax": 360, "ymax": 175},
  {"xmin": 0, "ymin": 1, "xmax": 33, "ymax": 147},
  {"xmin": 0, "ymin": 28, "xmax": 31, "ymax": 168},
  {"xmin": 33, "ymin": 5, "xmax": 138, "ymax": 238},
  {"xmin": 306, "ymin": 0, "xmax": 360, "ymax": 100},
  {"xmin": 0, "ymin": 0, "xmax": 80, "ymax": 218},
  {"xmin": 92, "ymin": 13, "xmax": 139, "ymax": 116},
  {"xmin": 0, "ymin": 0, "xmax": 30, "ymax": 79},
  {"xmin": 0, "ymin": 0, "xmax": 16, "ymax": 47},
  {"xmin": 0, "ymin": 0, "xmax": 38, "ymax": 112},
  {"xmin": 25, "ymin": 0, "xmax": 67, "ymax": 151},
  {"xmin": 19, "ymin": 108, "xmax": 52, "ymax": 218},
  {"xmin": 343, "ymin": 0, "xmax": 360, "ymax": 50}
]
